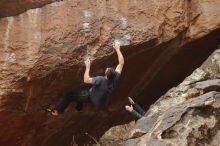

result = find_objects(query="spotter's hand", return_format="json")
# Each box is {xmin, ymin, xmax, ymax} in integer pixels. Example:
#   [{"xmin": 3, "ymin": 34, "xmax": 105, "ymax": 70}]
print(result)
[{"xmin": 125, "ymin": 105, "xmax": 133, "ymax": 112}]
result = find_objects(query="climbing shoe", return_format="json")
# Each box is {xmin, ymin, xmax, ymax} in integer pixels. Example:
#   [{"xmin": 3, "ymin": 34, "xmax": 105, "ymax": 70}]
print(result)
[{"xmin": 51, "ymin": 110, "xmax": 59, "ymax": 116}]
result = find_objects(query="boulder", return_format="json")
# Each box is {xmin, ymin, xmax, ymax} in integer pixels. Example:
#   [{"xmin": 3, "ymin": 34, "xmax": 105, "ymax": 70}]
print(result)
[{"xmin": 0, "ymin": 0, "xmax": 220, "ymax": 145}]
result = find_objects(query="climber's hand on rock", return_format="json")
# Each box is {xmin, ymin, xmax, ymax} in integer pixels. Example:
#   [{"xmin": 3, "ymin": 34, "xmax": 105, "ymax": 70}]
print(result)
[
  {"xmin": 125, "ymin": 105, "xmax": 133, "ymax": 112},
  {"xmin": 84, "ymin": 59, "xmax": 91, "ymax": 68},
  {"xmin": 113, "ymin": 43, "xmax": 120, "ymax": 50}
]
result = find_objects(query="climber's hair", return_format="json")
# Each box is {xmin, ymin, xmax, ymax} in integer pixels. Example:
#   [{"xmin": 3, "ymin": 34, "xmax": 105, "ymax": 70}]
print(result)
[{"xmin": 106, "ymin": 68, "xmax": 117, "ymax": 81}]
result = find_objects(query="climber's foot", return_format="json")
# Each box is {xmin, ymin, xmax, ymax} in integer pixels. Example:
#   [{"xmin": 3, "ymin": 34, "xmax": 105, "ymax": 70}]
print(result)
[{"xmin": 51, "ymin": 110, "xmax": 59, "ymax": 116}]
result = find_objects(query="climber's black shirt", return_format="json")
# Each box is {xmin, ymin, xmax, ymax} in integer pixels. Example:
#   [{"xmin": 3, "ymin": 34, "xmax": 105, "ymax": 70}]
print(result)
[{"xmin": 89, "ymin": 72, "xmax": 120, "ymax": 108}]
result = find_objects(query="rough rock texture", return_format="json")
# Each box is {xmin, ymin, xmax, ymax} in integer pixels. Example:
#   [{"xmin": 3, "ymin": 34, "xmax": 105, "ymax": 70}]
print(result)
[
  {"xmin": 1, "ymin": 0, "xmax": 220, "ymax": 97},
  {"xmin": 100, "ymin": 49, "xmax": 220, "ymax": 146},
  {"xmin": 0, "ymin": 0, "xmax": 220, "ymax": 146}
]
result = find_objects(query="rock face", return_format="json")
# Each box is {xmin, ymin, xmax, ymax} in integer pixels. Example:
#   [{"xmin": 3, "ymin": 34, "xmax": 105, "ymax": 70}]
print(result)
[
  {"xmin": 0, "ymin": 0, "xmax": 220, "ymax": 146},
  {"xmin": 100, "ymin": 49, "xmax": 220, "ymax": 146},
  {"xmin": 0, "ymin": 0, "xmax": 52, "ymax": 18},
  {"xmin": 1, "ymin": 0, "xmax": 220, "ymax": 97}
]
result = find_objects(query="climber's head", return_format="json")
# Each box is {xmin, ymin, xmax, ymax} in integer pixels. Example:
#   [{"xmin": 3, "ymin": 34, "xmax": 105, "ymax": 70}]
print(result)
[{"xmin": 105, "ymin": 67, "xmax": 117, "ymax": 81}]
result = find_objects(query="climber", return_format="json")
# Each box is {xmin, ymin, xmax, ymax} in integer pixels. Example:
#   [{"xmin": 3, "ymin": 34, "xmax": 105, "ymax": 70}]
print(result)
[
  {"xmin": 125, "ymin": 97, "xmax": 145, "ymax": 120},
  {"xmin": 50, "ymin": 44, "xmax": 124, "ymax": 116}
]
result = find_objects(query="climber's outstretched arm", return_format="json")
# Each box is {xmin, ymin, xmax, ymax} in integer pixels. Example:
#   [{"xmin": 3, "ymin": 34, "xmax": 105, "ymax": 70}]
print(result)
[
  {"xmin": 84, "ymin": 59, "xmax": 93, "ymax": 84},
  {"xmin": 114, "ymin": 45, "xmax": 124, "ymax": 74}
]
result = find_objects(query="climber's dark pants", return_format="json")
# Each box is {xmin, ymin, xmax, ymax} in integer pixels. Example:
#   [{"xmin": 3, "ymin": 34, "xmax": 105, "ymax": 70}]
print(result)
[
  {"xmin": 130, "ymin": 103, "xmax": 145, "ymax": 120},
  {"xmin": 56, "ymin": 87, "xmax": 90, "ymax": 113}
]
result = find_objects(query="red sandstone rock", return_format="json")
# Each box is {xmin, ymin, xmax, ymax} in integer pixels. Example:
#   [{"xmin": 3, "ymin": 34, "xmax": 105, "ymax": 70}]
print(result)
[{"xmin": 0, "ymin": 0, "xmax": 220, "ymax": 145}]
